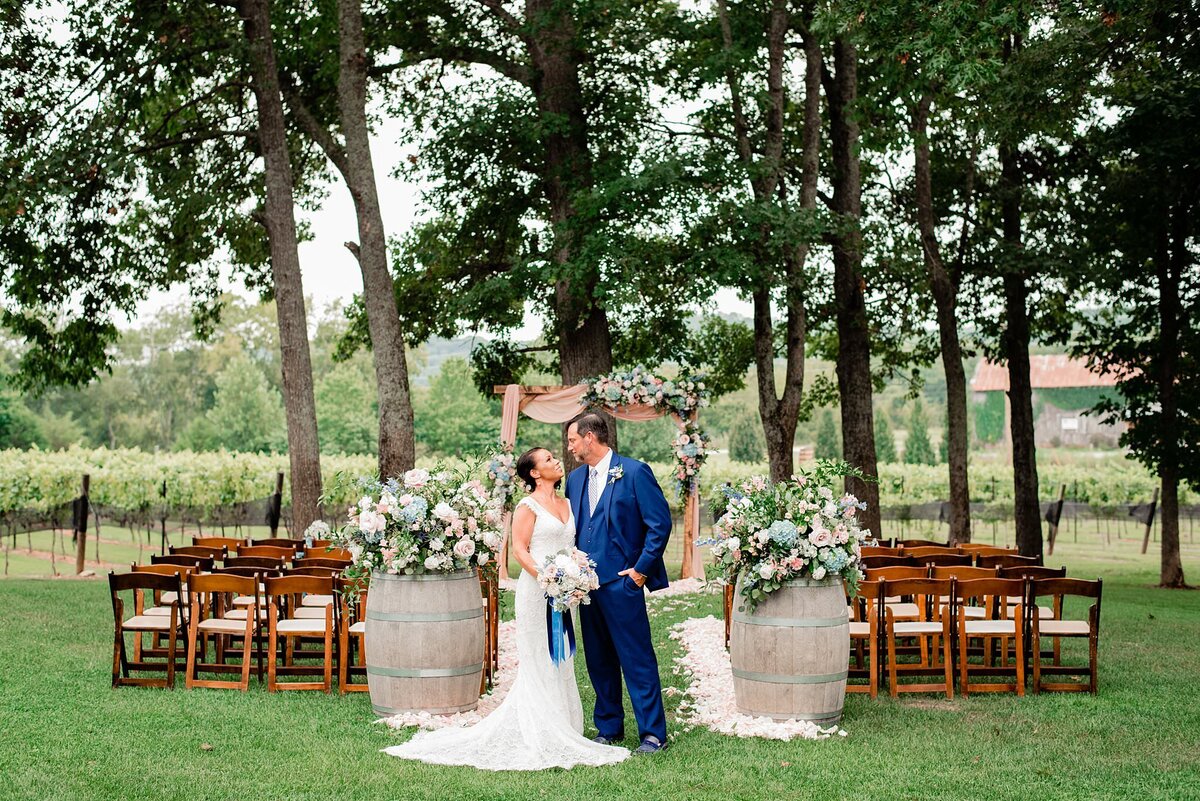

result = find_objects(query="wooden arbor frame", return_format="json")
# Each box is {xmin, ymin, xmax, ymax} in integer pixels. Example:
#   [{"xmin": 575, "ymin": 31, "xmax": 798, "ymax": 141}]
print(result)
[{"xmin": 494, "ymin": 384, "xmax": 704, "ymax": 581}]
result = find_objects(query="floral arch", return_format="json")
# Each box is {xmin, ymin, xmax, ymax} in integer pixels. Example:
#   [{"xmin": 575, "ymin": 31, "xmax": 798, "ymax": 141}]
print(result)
[{"xmin": 491, "ymin": 367, "xmax": 710, "ymax": 581}]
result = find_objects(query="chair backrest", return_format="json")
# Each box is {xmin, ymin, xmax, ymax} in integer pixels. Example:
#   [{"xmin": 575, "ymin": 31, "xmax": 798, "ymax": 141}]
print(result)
[
  {"xmin": 904, "ymin": 546, "xmax": 959, "ymax": 558},
  {"xmin": 922, "ymin": 553, "xmax": 973, "ymax": 567},
  {"xmin": 1029, "ymin": 577, "xmax": 1103, "ymax": 603},
  {"xmin": 304, "ymin": 546, "xmax": 352, "ymax": 560},
  {"xmin": 213, "ymin": 566, "xmax": 282, "ymax": 579},
  {"xmin": 977, "ymin": 553, "xmax": 1040, "ymax": 569},
  {"xmin": 224, "ymin": 556, "xmax": 287, "ymax": 569},
  {"xmin": 958, "ymin": 544, "xmax": 1014, "ymax": 556},
  {"xmin": 131, "ymin": 562, "xmax": 197, "ymax": 578},
  {"xmin": 110, "ymin": 570, "xmax": 183, "ymax": 595},
  {"xmin": 194, "ymin": 536, "xmax": 247, "ymax": 549},
  {"xmin": 861, "ymin": 555, "xmax": 915, "ymax": 570},
  {"xmin": 189, "ymin": 572, "xmax": 257, "ymax": 598},
  {"xmin": 309, "ymin": 538, "xmax": 334, "ymax": 549},
  {"xmin": 929, "ymin": 565, "xmax": 997, "ymax": 581},
  {"xmin": 151, "ymin": 554, "xmax": 215, "ymax": 571},
  {"xmin": 263, "ymin": 574, "xmax": 334, "ymax": 600},
  {"xmin": 286, "ymin": 566, "xmax": 343, "ymax": 577},
  {"xmin": 170, "ymin": 545, "xmax": 226, "ymax": 560},
  {"xmin": 865, "ymin": 565, "xmax": 928, "ymax": 581},
  {"xmin": 850, "ymin": 578, "xmax": 884, "ymax": 621},
  {"xmin": 293, "ymin": 557, "xmax": 351, "ymax": 569},
  {"xmin": 860, "ymin": 546, "xmax": 904, "ymax": 558},
  {"xmin": 235, "ymin": 545, "xmax": 296, "ymax": 559},
  {"xmin": 251, "ymin": 537, "xmax": 300, "ymax": 548},
  {"xmin": 997, "ymin": 564, "xmax": 1067, "ymax": 580},
  {"xmin": 897, "ymin": 539, "xmax": 947, "ymax": 548},
  {"xmin": 953, "ymin": 578, "xmax": 1027, "ymax": 611},
  {"xmin": 880, "ymin": 577, "xmax": 953, "ymax": 619}
]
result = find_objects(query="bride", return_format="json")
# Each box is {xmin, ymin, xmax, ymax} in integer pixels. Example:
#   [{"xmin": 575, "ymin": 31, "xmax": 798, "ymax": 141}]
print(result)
[{"xmin": 384, "ymin": 447, "xmax": 630, "ymax": 770}]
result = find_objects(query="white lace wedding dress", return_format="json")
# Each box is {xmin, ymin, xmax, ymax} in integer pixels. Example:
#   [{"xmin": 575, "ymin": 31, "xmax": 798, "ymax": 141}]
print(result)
[{"xmin": 383, "ymin": 497, "xmax": 630, "ymax": 770}]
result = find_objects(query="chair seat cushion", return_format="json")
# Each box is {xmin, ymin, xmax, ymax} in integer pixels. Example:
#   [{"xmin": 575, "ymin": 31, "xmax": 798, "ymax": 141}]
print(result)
[
  {"xmin": 144, "ymin": 606, "xmax": 178, "ymax": 617},
  {"xmin": 197, "ymin": 617, "xmax": 252, "ymax": 634},
  {"xmin": 159, "ymin": 591, "xmax": 179, "ymax": 604},
  {"xmin": 1006, "ymin": 603, "xmax": 1053, "ymax": 619},
  {"xmin": 232, "ymin": 596, "xmax": 269, "ymax": 608},
  {"xmin": 276, "ymin": 618, "xmax": 330, "ymax": 634},
  {"xmin": 940, "ymin": 604, "xmax": 986, "ymax": 619},
  {"xmin": 1038, "ymin": 619, "xmax": 1091, "ymax": 636},
  {"xmin": 893, "ymin": 621, "xmax": 943, "ymax": 635},
  {"xmin": 301, "ymin": 594, "xmax": 334, "ymax": 607},
  {"xmin": 964, "ymin": 620, "xmax": 1017, "ymax": 635},
  {"xmin": 848, "ymin": 621, "xmax": 871, "ymax": 637},
  {"xmin": 294, "ymin": 607, "xmax": 331, "ymax": 620},
  {"xmin": 123, "ymin": 615, "xmax": 181, "ymax": 631},
  {"xmin": 225, "ymin": 608, "xmax": 262, "ymax": 621},
  {"xmin": 349, "ymin": 621, "xmax": 366, "ymax": 635}
]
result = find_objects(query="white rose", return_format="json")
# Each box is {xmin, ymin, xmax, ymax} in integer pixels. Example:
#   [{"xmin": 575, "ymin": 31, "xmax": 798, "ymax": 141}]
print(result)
[
  {"xmin": 477, "ymin": 553, "xmax": 490, "ymax": 566},
  {"xmin": 758, "ymin": 563, "xmax": 775, "ymax": 579},
  {"xmin": 423, "ymin": 555, "xmax": 440, "ymax": 570},
  {"xmin": 430, "ymin": 538, "xmax": 444, "ymax": 551},
  {"xmin": 812, "ymin": 566, "xmax": 827, "ymax": 580},
  {"xmin": 726, "ymin": 537, "xmax": 741, "ymax": 551},
  {"xmin": 433, "ymin": 502, "xmax": 458, "ymax": 522},
  {"xmin": 453, "ymin": 538, "xmax": 475, "ymax": 559},
  {"xmin": 404, "ymin": 468, "xmax": 430, "ymax": 488}
]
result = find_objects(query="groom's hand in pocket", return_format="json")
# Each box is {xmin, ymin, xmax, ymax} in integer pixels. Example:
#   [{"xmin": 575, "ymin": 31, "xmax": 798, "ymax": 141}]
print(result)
[{"xmin": 618, "ymin": 567, "xmax": 646, "ymax": 588}]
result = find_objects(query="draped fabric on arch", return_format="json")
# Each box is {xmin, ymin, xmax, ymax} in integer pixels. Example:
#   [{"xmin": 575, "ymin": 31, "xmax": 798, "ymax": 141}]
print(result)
[{"xmin": 496, "ymin": 384, "xmax": 703, "ymax": 581}]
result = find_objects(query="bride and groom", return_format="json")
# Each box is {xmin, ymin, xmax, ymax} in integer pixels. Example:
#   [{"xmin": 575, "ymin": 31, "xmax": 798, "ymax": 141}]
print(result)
[{"xmin": 385, "ymin": 413, "xmax": 673, "ymax": 770}]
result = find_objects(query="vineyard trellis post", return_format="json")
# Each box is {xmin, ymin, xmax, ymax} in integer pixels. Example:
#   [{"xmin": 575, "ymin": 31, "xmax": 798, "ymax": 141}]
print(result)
[
  {"xmin": 1046, "ymin": 484, "xmax": 1066, "ymax": 556},
  {"xmin": 269, "ymin": 472, "xmax": 284, "ymax": 536},
  {"xmin": 73, "ymin": 474, "xmax": 90, "ymax": 575},
  {"xmin": 1139, "ymin": 488, "xmax": 1160, "ymax": 555}
]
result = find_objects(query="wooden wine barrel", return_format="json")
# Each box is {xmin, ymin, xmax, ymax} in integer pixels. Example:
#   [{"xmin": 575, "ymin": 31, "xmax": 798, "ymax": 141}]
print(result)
[
  {"xmin": 365, "ymin": 569, "xmax": 485, "ymax": 716},
  {"xmin": 729, "ymin": 576, "xmax": 850, "ymax": 724}
]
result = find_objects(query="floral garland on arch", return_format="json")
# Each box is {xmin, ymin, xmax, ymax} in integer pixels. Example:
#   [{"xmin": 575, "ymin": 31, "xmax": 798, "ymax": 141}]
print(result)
[{"xmin": 582, "ymin": 366, "xmax": 710, "ymax": 495}]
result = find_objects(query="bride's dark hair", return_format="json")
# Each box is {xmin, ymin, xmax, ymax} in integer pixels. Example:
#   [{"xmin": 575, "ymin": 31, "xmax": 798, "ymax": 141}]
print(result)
[{"xmin": 516, "ymin": 447, "xmax": 561, "ymax": 492}]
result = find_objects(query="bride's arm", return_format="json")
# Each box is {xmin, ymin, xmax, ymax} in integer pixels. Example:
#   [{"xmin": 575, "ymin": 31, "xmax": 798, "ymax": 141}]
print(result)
[{"xmin": 511, "ymin": 505, "xmax": 541, "ymax": 578}]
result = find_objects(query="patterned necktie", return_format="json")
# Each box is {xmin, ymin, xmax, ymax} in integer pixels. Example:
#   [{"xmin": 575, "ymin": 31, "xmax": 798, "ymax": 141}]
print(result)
[{"xmin": 589, "ymin": 467, "xmax": 602, "ymax": 515}]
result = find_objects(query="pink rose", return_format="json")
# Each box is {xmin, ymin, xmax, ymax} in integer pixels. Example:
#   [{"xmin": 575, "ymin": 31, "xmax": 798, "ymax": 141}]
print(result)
[
  {"xmin": 810, "ymin": 528, "xmax": 833, "ymax": 547},
  {"xmin": 453, "ymin": 538, "xmax": 475, "ymax": 559}
]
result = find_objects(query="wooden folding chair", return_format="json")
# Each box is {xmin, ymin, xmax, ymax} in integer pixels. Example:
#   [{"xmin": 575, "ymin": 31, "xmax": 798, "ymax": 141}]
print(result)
[
  {"xmin": 293, "ymin": 557, "xmax": 352, "ymax": 570},
  {"xmin": 882, "ymin": 577, "xmax": 954, "ymax": 698},
  {"xmin": 953, "ymin": 578, "xmax": 1026, "ymax": 697},
  {"xmin": 109, "ymin": 571, "xmax": 187, "ymax": 689},
  {"xmin": 152, "ymin": 554, "xmax": 215, "ymax": 572},
  {"xmin": 977, "ymin": 553, "xmax": 1040, "ymax": 569},
  {"xmin": 904, "ymin": 546, "xmax": 958, "ymax": 559},
  {"xmin": 251, "ymin": 537, "xmax": 300, "ymax": 548},
  {"xmin": 337, "ymin": 576, "xmax": 369, "ymax": 693},
  {"xmin": 1030, "ymin": 578, "xmax": 1102, "ymax": 694},
  {"xmin": 959, "ymin": 544, "xmax": 1015, "ymax": 557},
  {"xmin": 235, "ymin": 545, "xmax": 296, "ymax": 560},
  {"xmin": 264, "ymin": 575, "xmax": 335, "ymax": 691},
  {"xmin": 861, "ymin": 555, "xmax": 916, "ymax": 570},
  {"xmin": 922, "ymin": 553, "xmax": 973, "ymax": 567},
  {"xmin": 847, "ymin": 579, "xmax": 883, "ymax": 698},
  {"xmin": 860, "ymin": 546, "xmax": 904, "ymax": 558},
  {"xmin": 897, "ymin": 539, "xmax": 947, "ymax": 548},
  {"xmin": 194, "ymin": 536, "xmax": 247, "ymax": 551},
  {"xmin": 170, "ymin": 545, "xmax": 227, "ymax": 560},
  {"xmin": 186, "ymin": 573, "xmax": 258, "ymax": 690},
  {"xmin": 224, "ymin": 556, "xmax": 287, "ymax": 570},
  {"xmin": 129, "ymin": 563, "xmax": 197, "ymax": 660},
  {"xmin": 304, "ymin": 546, "xmax": 352, "ymax": 561}
]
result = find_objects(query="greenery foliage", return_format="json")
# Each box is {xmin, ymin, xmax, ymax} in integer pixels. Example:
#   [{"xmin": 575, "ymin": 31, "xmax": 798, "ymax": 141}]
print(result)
[{"xmin": 815, "ymin": 409, "xmax": 840, "ymax": 460}]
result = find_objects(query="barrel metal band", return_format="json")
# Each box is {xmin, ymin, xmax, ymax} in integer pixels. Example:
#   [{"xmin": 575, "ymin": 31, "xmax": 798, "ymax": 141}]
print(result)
[
  {"xmin": 366, "ymin": 662, "xmax": 484, "ymax": 678},
  {"xmin": 731, "ymin": 667, "xmax": 849, "ymax": 685},
  {"xmin": 366, "ymin": 608, "xmax": 483, "ymax": 623},
  {"xmin": 781, "ymin": 577, "xmax": 842, "ymax": 588},
  {"xmin": 732, "ymin": 612, "xmax": 849, "ymax": 628}
]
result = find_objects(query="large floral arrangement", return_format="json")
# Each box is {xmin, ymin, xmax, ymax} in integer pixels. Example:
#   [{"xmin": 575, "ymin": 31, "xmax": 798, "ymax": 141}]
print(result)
[
  {"xmin": 332, "ymin": 466, "xmax": 504, "ymax": 583},
  {"xmin": 582, "ymin": 366, "xmax": 710, "ymax": 494},
  {"xmin": 708, "ymin": 461, "xmax": 874, "ymax": 610}
]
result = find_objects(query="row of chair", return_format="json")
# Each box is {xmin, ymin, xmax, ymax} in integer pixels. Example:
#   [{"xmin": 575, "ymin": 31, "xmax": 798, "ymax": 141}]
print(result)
[
  {"xmin": 860, "ymin": 544, "xmax": 1040, "ymax": 571},
  {"xmin": 109, "ymin": 565, "xmax": 365, "ymax": 693},
  {"xmin": 847, "ymin": 565, "xmax": 1101, "ymax": 699}
]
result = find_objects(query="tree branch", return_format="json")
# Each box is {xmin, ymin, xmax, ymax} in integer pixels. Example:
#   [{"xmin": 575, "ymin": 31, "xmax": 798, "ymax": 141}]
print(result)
[
  {"xmin": 280, "ymin": 81, "xmax": 349, "ymax": 177},
  {"xmin": 371, "ymin": 44, "xmax": 532, "ymax": 86}
]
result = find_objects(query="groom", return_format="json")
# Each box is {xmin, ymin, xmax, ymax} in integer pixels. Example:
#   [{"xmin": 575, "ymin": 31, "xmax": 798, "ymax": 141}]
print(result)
[{"xmin": 566, "ymin": 413, "xmax": 670, "ymax": 755}]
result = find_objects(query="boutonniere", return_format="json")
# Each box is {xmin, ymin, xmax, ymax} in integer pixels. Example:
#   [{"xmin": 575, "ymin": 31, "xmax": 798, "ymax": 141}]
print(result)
[{"xmin": 607, "ymin": 466, "xmax": 624, "ymax": 485}]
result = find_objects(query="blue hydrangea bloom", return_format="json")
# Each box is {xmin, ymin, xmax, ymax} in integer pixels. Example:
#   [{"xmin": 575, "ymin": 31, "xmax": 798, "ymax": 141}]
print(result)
[
  {"xmin": 767, "ymin": 520, "xmax": 799, "ymax": 547},
  {"xmin": 399, "ymin": 497, "xmax": 428, "ymax": 523}
]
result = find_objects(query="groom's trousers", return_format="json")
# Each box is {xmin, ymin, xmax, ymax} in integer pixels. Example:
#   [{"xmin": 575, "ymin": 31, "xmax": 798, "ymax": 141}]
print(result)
[{"xmin": 580, "ymin": 576, "xmax": 667, "ymax": 743}]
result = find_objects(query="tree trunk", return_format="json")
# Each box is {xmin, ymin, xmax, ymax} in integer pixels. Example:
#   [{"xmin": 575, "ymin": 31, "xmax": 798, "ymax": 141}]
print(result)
[
  {"xmin": 1000, "ymin": 138, "xmax": 1041, "ymax": 559},
  {"xmin": 827, "ymin": 38, "xmax": 881, "ymax": 536},
  {"xmin": 337, "ymin": 0, "xmax": 416, "ymax": 478},
  {"xmin": 525, "ymin": 0, "xmax": 615, "ymax": 467},
  {"xmin": 1158, "ymin": 208, "xmax": 1186, "ymax": 587},
  {"xmin": 912, "ymin": 95, "xmax": 971, "ymax": 544},
  {"xmin": 238, "ymin": 0, "xmax": 323, "ymax": 531}
]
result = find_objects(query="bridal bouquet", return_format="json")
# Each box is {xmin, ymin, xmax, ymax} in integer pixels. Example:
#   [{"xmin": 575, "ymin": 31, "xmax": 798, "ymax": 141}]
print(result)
[
  {"xmin": 332, "ymin": 466, "xmax": 505, "ymax": 582},
  {"xmin": 537, "ymin": 548, "xmax": 600, "ymax": 612},
  {"xmin": 537, "ymin": 548, "xmax": 598, "ymax": 664},
  {"xmin": 708, "ymin": 460, "xmax": 874, "ymax": 611}
]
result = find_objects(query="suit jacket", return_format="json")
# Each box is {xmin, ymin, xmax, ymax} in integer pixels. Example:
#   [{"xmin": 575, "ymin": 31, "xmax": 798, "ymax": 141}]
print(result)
[{"xmin": 567, "ymin": 452, "xmax": 672, "ymax": 592}]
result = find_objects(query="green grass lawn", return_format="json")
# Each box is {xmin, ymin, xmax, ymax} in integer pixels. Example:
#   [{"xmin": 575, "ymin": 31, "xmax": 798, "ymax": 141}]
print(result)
[{"xmin": 1, "ymin": 546, "xmax": 1198, "ymax": 801}]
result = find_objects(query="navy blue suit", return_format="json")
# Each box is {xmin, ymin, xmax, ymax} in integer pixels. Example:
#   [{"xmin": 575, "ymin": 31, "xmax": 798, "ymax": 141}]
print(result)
[{"xmin": 567, "ymin": 452, "xmax": 671, "ymax": 743}]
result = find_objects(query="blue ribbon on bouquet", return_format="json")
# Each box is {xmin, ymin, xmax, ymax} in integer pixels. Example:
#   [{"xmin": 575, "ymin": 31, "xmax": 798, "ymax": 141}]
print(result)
[{"xmin": 546, "ymin": 601, "xmax": 576, "ymax": 664}]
